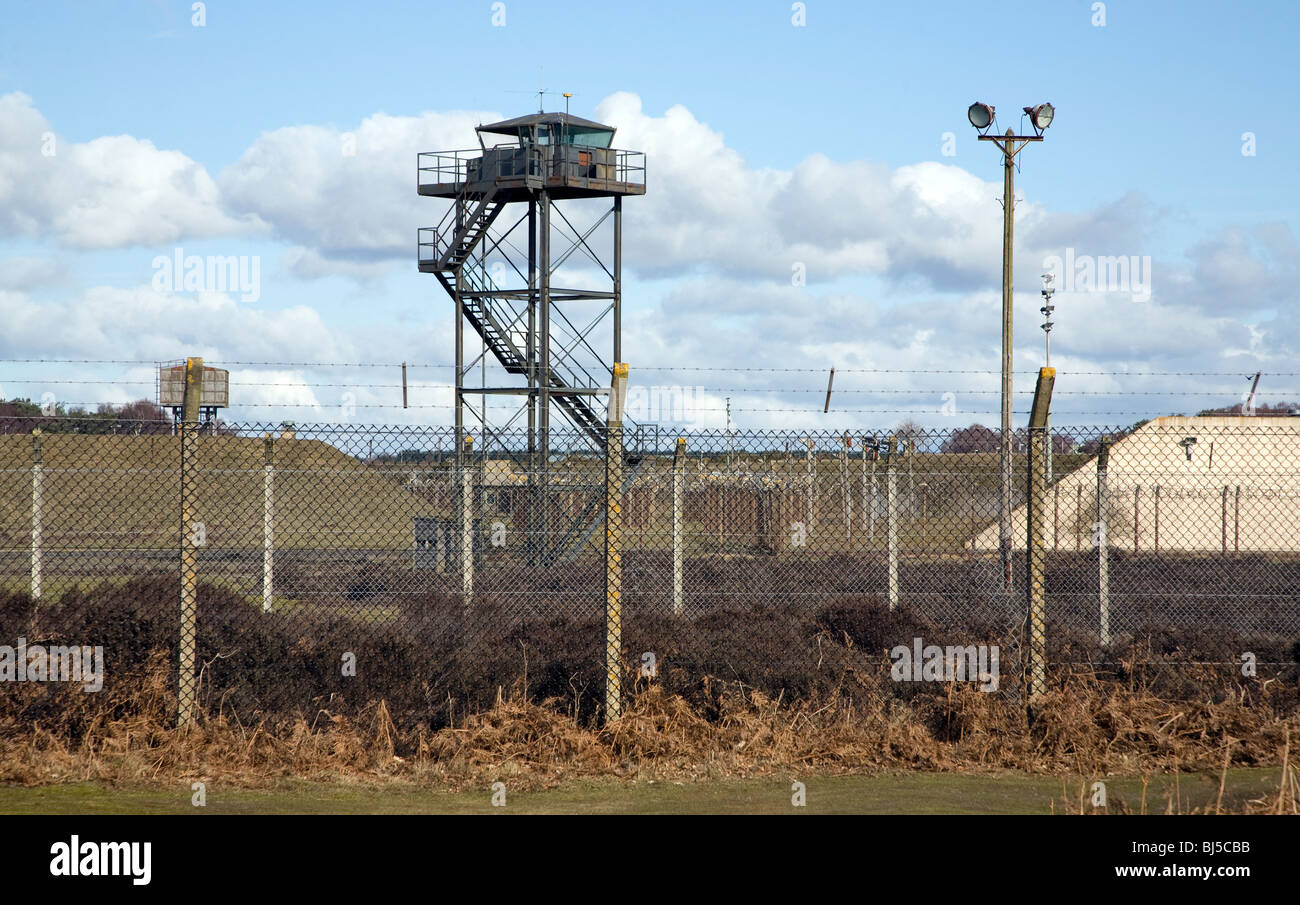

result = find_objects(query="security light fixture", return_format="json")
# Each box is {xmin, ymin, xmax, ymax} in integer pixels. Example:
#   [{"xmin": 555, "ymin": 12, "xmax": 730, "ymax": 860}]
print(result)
[
  {"xmin": 1179, "ymin": 437, "xmax": 1198, "ymax": 461},
  {"xmin": 1041, "ymin": 273, "xmax": 1056, "ymax": 339},
  {"xmin": 1024, "ymin": 103, "xmax": 1055, "ymax": 134},
  {"xmin": 968, "ymin": 102, "xmax": 995, "ymax": 131}
]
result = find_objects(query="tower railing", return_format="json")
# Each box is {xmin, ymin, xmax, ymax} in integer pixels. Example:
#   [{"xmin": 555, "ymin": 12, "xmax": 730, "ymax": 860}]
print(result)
[
  {"xmin": 417, "ymin": 150, "xmax": 476, "ymax": 189},
  {"xmin": 418, "ymin": 146, "xmax": 646, "ymax": 192}
]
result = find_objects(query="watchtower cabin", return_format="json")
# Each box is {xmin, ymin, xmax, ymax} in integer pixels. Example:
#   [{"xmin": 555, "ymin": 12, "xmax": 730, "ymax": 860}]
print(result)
[
  {"xmin": 417, "ymin": 109, "xmax": 646, "ymax": 564},
  {"xmin": 418, "ymin": 112, "xmax": 645, "ymax": 203}
]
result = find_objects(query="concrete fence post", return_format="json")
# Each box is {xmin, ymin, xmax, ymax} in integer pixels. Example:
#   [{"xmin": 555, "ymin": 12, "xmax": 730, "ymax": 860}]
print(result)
[
  {"xmin": 1026, "ymin": 368, "xmax": 1055, "ymax": 716},
  {"xmin": 178, "ymin": 356, "xmax": 203, "ymax": 728},
  {"xmin": 604, "ymin": 363, "xmax": 629, "ymax": 723},
  {"xmin": 30, "ymin": 429, "xmax": 43, "ymax": 601},
  {"xmin": 1028, "ymin": 429, "xmax": 1047, "ymax": 702}
]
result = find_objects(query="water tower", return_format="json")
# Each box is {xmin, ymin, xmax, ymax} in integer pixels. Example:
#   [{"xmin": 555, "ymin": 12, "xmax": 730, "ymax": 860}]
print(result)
[{"xmin": 417, "ymin": 107, "xmax": 646, "ymax": 560}]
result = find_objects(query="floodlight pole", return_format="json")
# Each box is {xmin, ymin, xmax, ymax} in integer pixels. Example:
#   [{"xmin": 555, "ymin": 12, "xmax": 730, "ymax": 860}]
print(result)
[{"xmin": 979, "ymin": 128, "xmax": 1043, "ymax": 592}]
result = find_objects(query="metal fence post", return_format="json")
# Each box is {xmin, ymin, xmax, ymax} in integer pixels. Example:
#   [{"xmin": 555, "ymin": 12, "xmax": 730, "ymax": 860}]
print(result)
[
  {"xmin": 1026, "ymin": 367, "xmax": 1055, "ymax": 715},
  {"xmin": 1053, "ymin": 483, "xmax": 1059, "ymax": 551},
  {"xmin": 30, "ymin": 429, "xmax": 43, "ymax": 601},
  {"xmin": 461, "ymin": 435, "xmax": 474, "ymax": 602},
  {"xmin": 869, "ymin": 436, "xmax": 878, "ymax": 543},
  {"xmin": 672, "ymin": 436, "xmax": 686, "ymax": 617},
  {"xmin": 1234, "ymin": 485, "xmax": 1241, "ymax": 553},
  {"xmin": 1133, "ymin": 485, "xmax": 1140, "ymax": 552},
  {"xmin": 1222, "ymin": 485, "xmax": 1229, "ymax": 554},
  {"xmin": 859, "ymin": 436, "xmax": 868, "ymax": 543},
  {"xmin": 178, "ymin": 356, "xmax": 203, "ymax": 728},
  {"xmin": 841, "ymin": 434, "xmax": 852, "ymax": 549},
  {"xmin": 1096, "ymin": 436, "xmax": 1111, "ymax": 646},
  {"xmin": 262, "ymin": 433, "xmax": 274, "ymax": 613},
  {"xmin": 1154, "ymin": 483, "xmax": 1161, "ymax": 553},
  {"xmin": 805, "ymin": 438, "xmax": 815, "ymax": 541},
  {"xmin": 605, "ymin": 363, "xmax": 629, "ymax": 722},
  {"xmin": 886, "ymin": 436, "xmax": 899, "ymax": 611}
]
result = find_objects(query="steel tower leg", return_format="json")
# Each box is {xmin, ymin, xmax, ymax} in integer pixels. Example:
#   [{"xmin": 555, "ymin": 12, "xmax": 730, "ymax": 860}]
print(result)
[
  {"xmin": 454, "ymin": 195, "xmax": 466, "ymax": 469},
  {"xmin": 538, "ymin": 190, "xmax": 551, "ymax": 555},
  {"xmin": 613, "ymin": 196, "xmax": 622, "ymax": 366}
]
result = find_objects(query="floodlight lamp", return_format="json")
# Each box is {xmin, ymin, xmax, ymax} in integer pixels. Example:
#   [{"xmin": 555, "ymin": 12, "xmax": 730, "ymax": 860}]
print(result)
[
  {"xmin": 968, "ymin": 102, "xmax": 995, "ymax": 131},
  {"xmin": 1024, "ymin": 103, "xmax": 1055, "ymax": 133}
]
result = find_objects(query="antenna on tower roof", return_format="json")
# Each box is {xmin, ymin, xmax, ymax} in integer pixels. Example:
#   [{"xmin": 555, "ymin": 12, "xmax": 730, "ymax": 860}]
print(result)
[{"xmin": 504, "ymin": 67, "xmax": 554, "ymax": 112}]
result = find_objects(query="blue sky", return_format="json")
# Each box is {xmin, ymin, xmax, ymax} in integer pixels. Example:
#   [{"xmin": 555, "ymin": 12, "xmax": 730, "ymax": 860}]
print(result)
[{"xmin": 1, "ymin": 0, "xmax": 1297, "ymax": 430}]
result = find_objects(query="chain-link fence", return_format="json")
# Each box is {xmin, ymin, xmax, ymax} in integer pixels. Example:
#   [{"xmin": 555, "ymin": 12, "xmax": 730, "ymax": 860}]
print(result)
[{"xmin": 2, "ymin": 415, "xmax": 1298, "ymax": 728}]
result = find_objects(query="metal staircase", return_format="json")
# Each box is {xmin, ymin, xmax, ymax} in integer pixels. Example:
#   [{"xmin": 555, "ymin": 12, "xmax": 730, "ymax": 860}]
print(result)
[
  {"xmin": 434, "ymin": 188, "xmax": 502, "ymax": 271},
  {"xmin": 425, "ymin": 183, "xmax": 624, "ymax": 450},
  {"xmin": 421, "ymin": 175, "xmax": 653, "ymax": 564}
]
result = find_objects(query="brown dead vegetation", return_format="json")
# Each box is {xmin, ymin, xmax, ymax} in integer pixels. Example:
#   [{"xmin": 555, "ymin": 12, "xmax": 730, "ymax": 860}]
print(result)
[{"xmin": 1, "ymin": 650, "xmax": 1295, "ymax": 800}]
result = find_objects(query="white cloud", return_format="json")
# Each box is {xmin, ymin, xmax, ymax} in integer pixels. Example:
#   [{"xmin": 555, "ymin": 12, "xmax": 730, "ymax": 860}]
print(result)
[
  {"xmin": 4, "ymin": 92, "xmax": 1295, "ymax": 430},
  {"xmin": 282, "ymin": 246, "xmax": 394, "ymax": 282},
  {"xmin": 219, "ymin": 109, "xmax": 496, "ymax": 263},
  {"xmin": 212, "ymin": 93, "xmax": 1061, "ymax": 288},
  {"xmin": 0, "ymin": 255, "xmax": 62, "ymax": 291},
  {"xmin": 0, "ymin": 92, "xmax": 262, "ymax": 249},
  {"xmin": 0, "ymin": 284, "xmax": 347, "ymax": 363}
]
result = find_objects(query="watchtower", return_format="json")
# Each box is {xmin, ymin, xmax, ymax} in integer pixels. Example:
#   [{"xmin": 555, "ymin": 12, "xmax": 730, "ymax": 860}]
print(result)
[
  {"xmin": 419, "ymin": 111, "xmax": 644, "ymax": 459},
  {"xmin": 417, "ymin": 108, "xmax": 645, "ymax": 561},
  {"xmin": 157, "ymin": 360, "xmax": 229, "ymax": 425}
]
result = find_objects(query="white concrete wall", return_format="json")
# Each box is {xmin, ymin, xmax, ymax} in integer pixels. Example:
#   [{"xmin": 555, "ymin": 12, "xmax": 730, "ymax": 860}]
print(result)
[{"xmin": 972, "ymin": 417, "xmax": 1300, "ymax": 553}]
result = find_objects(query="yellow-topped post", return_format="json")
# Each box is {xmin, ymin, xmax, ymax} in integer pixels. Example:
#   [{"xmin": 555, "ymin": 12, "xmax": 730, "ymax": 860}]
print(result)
[
  {"xmin": 178, "ymin": 356, "xmax": 203, "ymax": 727},
  {"xmin": 1026, "ymin": 366, "xmax": 1055, "ymax": 717}
]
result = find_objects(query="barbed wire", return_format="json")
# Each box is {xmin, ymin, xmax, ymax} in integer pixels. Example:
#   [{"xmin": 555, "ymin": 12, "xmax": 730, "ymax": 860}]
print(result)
[
  {"xmin": 3, "ymin": 401, "xmax": 1216, "ymax": 416},
  {"xmin": 0, "ymin": 358, "xmax": 458, "ymax": 369},
  {"xmin": 20, "ymin": 402, "xmax": 454, "ymax": 410},
  {"xmin": 4, "ymin": 377, "xmax": 1296, "ymax": 399},
  {"xmin": 1, "ymin": 358, "xmax": 1292, "ymax": 378}
]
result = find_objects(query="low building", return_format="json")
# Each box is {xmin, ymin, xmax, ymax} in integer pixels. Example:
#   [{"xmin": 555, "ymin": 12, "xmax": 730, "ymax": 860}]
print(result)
[{"xmin": 971, "ymin": 416, "xmax": 1300, "ymax": 553}]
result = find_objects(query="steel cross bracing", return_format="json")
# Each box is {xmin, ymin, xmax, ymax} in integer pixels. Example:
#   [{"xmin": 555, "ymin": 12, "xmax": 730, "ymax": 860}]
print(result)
[
  {"xmin": 425, "ymin": 181, "xmax": 632, "ymax": 453},
  {"xmin": 421, "ymin": 176, "xmax": 650, "ymax": 563}
]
